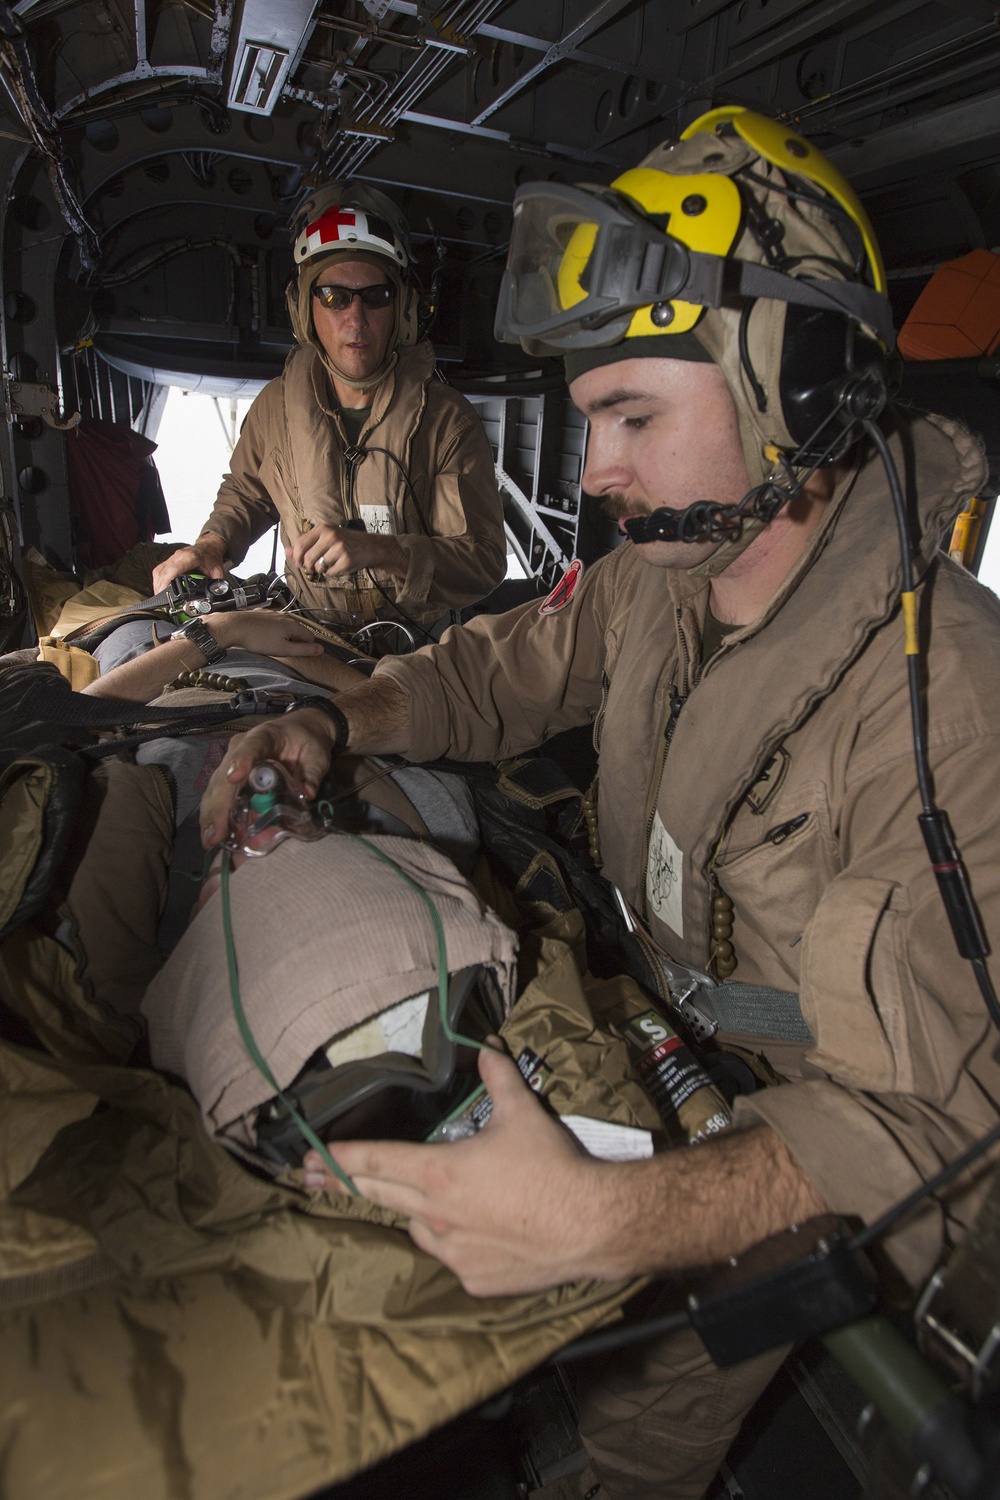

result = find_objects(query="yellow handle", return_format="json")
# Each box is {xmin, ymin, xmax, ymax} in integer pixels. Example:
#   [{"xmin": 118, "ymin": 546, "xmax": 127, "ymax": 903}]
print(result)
[
  {"xmin": 947, "ymin": 497, "xmax": 986, "ymax": 568},
  {"xmin": 901, "ymin": 592, "xmax": 919, "ymax": 655}
]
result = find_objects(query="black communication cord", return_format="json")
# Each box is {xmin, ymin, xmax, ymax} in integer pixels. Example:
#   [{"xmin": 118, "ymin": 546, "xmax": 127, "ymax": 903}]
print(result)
[
  {"xmin": 551, "ymin": 1306, "xmax": 690, "ymax": 1365},
  {"xmin": 341, "ymin": 441, "xmax": 440, "ymax": 647},
  {"xmin": 356, "ymin": 444, "xmax": 433, "ymax": 537},
  {"xmin": 849, "ymin": 1117, "xmax": 1000, "ymax": 1254},
  {"xmin": 862, "ymin": 416, "xmax": 1000, "ymax": 1035}
]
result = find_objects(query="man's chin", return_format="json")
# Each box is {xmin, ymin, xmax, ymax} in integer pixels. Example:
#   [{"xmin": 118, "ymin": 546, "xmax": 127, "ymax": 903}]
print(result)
[{"xmin": 630, "ymin": 533, "xmax": 727, "ymax": 571}]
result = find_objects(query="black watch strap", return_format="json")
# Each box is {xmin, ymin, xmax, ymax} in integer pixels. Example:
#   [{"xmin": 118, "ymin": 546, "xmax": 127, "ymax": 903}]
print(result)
[
  {"xmin": 177, "ymin": 617, "xmax": 226, "ymax": 665},
  {"xmin": 290, "ymin": 695, "xmax": 349, "ymax": 755}
]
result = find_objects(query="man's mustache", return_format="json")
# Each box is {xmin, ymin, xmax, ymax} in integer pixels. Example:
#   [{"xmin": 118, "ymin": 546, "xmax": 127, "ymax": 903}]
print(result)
[{"xmin": 600, "ymin": 492, "xmax": 639, "ymax": 522}]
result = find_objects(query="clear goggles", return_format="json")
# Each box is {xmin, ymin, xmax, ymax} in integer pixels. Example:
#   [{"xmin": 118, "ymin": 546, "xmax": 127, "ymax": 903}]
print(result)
[
  {"xmin": 494, "ymin": 181, "xmax": 895, "ymax": 352},
  {"xmin": 312, "ymin": 281, "xmax": 395, "ymax": 313},
  {"xmin": 494, "ymin": 182, "xmax": 694, "ymax": 350}
]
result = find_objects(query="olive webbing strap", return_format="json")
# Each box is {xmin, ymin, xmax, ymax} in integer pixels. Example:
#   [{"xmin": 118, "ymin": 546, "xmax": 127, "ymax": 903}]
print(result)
[
  {"xmin": 0, "ymin": 1251, "xmax": 121, "ymax": 1310},
  {"xmin": 697, "ymin": 981, "xmax": 814, "ymax": 1044}
]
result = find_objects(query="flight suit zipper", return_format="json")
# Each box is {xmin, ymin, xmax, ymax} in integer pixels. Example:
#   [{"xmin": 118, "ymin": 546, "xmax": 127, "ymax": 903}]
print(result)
[{"xmin": 640, "ymin": 608, "xmax": 693, "ymax": 926}]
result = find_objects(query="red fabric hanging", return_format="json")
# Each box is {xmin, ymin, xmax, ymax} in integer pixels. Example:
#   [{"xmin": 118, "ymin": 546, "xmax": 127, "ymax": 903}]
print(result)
[{"xmin": 66, "ymin": 418, "xmax": 170, "ymax": 569}]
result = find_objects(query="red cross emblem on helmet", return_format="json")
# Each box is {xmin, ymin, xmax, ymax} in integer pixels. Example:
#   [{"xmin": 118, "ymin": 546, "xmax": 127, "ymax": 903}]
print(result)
[{"xmin": 293, "ymin": 204, "xmax": 407, "ymax": 266}]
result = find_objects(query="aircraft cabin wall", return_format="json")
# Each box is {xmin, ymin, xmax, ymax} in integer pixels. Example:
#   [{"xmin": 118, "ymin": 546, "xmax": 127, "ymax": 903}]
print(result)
[{"xmin": 4, "ymin": 0, "xmax": 1000, "ymax": 644}]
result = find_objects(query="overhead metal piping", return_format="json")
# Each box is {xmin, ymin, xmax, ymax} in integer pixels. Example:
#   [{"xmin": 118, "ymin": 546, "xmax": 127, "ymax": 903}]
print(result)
[
  {"xmin": 399, "ymin": 107, "xmax": 624, "ymax": 166},
  {"xmin": 792, "ymin": 22, "xmax": 1000, "ymax": 128},
  {"xmin": 827, "ymin": 85, "xmax": 1000, "ymax": 186},
  {"xmin": 318, "ymin": 0, "xmax": 504, "ymax": 179}
]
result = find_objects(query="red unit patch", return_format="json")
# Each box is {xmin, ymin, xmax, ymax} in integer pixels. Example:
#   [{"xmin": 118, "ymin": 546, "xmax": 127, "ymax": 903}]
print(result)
[{"xmin": 539, "ymin": 559, "xmax": 584, "ymax": 615}]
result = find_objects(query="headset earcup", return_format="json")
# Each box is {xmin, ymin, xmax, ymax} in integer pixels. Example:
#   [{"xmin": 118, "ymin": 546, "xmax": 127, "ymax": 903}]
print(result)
[
  {"xmin": 286, "ymin": 277, "xmax": 308, "ymax": 345},
  {"xmin": 779, "ymin": 306, "xmax": 888, "ymax": 463}
]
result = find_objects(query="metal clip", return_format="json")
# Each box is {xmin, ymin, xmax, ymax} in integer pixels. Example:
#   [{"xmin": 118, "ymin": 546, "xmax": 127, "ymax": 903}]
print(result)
[
  {"xmin": 671, "ymin": 991, "xmax": 720, "ymax": 1044},
  {"xmin": 611, "ymin": 884, "xmax": 720, "ymax": 1040},
  {"xmin": 656, "ymin": 955, "xmax": 720, "ymax": 1041},
  {"xmin": 231, "ymin": 688, "xmax": 302, "ymax": 716},
  {"xmin": 2, "ymin": 374, "xmax": 81, "ymax": 430},
  {"xmin": 915, "ymin": 1269, "xmax": 1000, "ymax": 1400}
]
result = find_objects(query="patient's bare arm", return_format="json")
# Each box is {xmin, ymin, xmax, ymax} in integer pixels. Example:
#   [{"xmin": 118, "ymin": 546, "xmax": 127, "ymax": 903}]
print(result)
[{"xmin": 82, "ymin": 611, "xmax": 365, "ymax": 701}]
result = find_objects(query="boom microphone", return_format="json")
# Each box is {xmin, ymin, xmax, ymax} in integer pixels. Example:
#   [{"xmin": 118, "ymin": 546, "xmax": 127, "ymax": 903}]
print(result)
[{"xmin": 622, "ymin": 480, "xmax": 795, "ymax": 547}]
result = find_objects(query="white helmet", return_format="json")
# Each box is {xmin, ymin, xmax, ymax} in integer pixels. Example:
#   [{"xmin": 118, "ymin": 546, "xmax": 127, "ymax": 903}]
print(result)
[{"xmin": 292, "ymin": 182, "xmax": 411, "ymax": 270}]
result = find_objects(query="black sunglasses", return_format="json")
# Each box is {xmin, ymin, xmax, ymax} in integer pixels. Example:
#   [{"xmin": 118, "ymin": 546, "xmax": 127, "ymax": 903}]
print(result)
[{"xmin": 311, "ymin": 283, "xmax": 395, "ymax": 312}]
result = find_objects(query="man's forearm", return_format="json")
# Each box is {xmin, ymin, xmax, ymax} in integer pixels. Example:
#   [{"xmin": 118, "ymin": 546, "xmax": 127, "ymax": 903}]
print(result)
[
  {"xmin": 82, "ymin": 632, "xmax": 216, "ymax": 700},
  {"xmin": 584, "ymin": 1124, "xmax": 826, "ymax": 1280},
  {"xmin": 316, "ymin": 1051, "xmax": 829, "ymax": 1296},
  {"xmin": 334, "ymin": 675, "xmax": 412, "ymax": 756}
]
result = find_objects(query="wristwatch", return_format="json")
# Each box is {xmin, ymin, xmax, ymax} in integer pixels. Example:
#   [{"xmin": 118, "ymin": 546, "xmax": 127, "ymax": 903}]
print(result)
[{"xmin": 175, "ymin": 616, "xmax": 226, "ymax": 666}]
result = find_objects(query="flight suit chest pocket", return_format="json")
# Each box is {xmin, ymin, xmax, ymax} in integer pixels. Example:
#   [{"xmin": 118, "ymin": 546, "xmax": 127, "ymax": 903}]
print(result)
[
  {"xmin": 712, "ymin": 798, "xmax": 831, "ymax": 976},
  {"xmin": 799, "ymin": 875, "xmax": 912, "ymax": 1093}
]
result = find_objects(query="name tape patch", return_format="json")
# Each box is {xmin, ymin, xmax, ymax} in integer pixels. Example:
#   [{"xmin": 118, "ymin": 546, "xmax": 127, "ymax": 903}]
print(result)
[
  {"xmin": 646, "ymin": 810, "xmax": 684, "ymax": 939},
  {"xmin": 359, "ymin": 504, "xmax": 396, "ymax": 536}
]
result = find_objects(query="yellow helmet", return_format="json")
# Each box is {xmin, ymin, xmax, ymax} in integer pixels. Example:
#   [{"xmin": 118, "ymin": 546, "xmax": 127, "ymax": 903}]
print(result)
[{"xmin": 496, "ymin": 108, "xmax": 893, "ymax": 486}]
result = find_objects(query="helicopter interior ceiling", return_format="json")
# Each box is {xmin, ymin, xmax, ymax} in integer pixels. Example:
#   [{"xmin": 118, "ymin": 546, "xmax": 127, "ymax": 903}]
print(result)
[{"xmin": 3, "ymin": 0, "xmax": 1000, "ymax": 569}]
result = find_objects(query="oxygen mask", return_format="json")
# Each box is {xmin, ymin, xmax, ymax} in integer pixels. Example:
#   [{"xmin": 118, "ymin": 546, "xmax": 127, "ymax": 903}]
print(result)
[{"xmin": 225, "ymin": 760, "xmax": 328, "ymax": 858}]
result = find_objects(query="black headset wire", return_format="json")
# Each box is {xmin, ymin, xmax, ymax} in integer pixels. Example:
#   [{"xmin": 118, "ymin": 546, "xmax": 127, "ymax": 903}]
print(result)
[
  {"xmin": 736, "ymin": 166, "xmax": 871, "ymax": 283},
  {"xmin": 863, "ymin": 414, "xmax": 1000, "ymax": 1041},
  {"xmin": 738, "ymin": 303, "xmax": 768, "ymax": 414},
  {"xmin": 849, "ymin": 1118, "xmax": 1000, "ymax": 1255},
  {"xmin": 342, "ymin": 444, "xmax": 440, "ymax": 646}
]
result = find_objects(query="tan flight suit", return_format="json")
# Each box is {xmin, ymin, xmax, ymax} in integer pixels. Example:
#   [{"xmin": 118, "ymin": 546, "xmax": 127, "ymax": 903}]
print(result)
[
  {"xmin": 200, "ymin": 341, "xmax": 507, "ymax": 632},
  {"xmin": 375, "ymin": 411, "xmax": 1000, "ymax": 1496}
]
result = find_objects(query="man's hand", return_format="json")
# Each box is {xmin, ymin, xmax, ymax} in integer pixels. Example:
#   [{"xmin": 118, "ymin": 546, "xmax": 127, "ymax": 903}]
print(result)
[
  {"xmin": 287, "ymin": 524, "xmax": 406, "ymax": 580},
  {"xmin": 152, "ymin": 533, "xmax": 229, "ymax": 593},
  {"xmin": 302, "ymin": 1045, "xmax": 616, "ymax": 1296},
  {"xmin": 199, "ymin": 708, "xmax": 339, "ymax": 849},
  {"xmin": 207, "ymin": 611, "xmax": 324, "ymax": 660},
  {"xmin": 301, "ymin": 1049, "xmax": 830, "ymax": 1297}
]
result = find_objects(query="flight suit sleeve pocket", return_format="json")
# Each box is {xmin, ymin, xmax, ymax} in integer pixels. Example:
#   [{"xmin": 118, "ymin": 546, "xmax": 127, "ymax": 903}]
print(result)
[
  {"xmin": 426, "ymin": 473, "xmax": 466, "ymax": 537},
  {"xmin": 799, "ymin": 875, "xmax": 904, "ymax": 1092}
]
